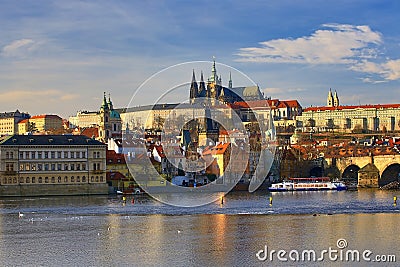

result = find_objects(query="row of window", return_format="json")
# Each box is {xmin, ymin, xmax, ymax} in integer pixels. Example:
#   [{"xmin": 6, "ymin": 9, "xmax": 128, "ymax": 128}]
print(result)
[
  {"xmin": 2, "ymin": 175, "xmax": 104, "ymax": 184},
  {"xmin": 5, "ymin": 151, "xmax": 103, "ymax": 160},
  {"xmin": 19, "ymin": 162, "xmax": 88, "ymax": 171},
  {"xmin": 18, "ymin": 151, "xmax": 87, "ymax": 160}
]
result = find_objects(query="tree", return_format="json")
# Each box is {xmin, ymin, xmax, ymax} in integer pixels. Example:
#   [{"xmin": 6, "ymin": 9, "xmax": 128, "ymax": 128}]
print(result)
[{"xmin": 28, "ymin": 122, "xmax": 37, "ymax": 133}]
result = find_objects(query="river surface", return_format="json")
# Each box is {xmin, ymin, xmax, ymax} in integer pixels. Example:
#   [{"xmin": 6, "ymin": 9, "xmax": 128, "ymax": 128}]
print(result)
[{"xmin": 0, "ymin": 189, "xmax": 399, "ymax": 266}]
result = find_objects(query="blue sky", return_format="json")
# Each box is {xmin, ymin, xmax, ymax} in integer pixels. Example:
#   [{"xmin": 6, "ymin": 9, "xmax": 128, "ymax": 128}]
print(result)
[{"xmin": 0, "ymin": 0, "xmax": 399, "ymax": 118}]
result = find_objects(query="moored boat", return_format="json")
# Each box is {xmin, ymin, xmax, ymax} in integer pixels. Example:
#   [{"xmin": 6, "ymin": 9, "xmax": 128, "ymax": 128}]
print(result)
[{"xmin": 268, "ymin": 177, "xmax": 347, "ymax": 192}]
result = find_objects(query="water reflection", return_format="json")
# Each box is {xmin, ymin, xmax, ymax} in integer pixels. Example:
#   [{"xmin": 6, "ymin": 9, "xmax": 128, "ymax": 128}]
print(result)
[{"xmin": 0, "ymin": 191, "xmax": 399, "ymax": 266}]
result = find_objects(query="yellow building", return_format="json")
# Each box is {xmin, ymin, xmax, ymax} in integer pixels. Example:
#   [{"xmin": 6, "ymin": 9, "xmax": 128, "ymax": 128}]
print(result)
[{"xmin": 0, "ymin": 110, "xmax": 30, "ymax": 135}]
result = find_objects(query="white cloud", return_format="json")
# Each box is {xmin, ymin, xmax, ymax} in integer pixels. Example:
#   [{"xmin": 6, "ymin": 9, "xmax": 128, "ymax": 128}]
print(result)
[
  {"xmin": 352, "ymin": 59, "xmax": 400, "ymax": 82},
  {"xmin": 2, "ymin": 39, "xmax": 36, "ymax": 57},
  {"xmin": 236, "ymin": 24, "xmax": 382, "ymax": 64}
]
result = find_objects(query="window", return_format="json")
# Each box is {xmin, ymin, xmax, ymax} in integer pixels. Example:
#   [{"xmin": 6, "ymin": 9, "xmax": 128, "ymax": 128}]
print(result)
[
  {"xmin": 45, "ymin": 177, "xmax": 49, "ymax": 183},
  {"xmin": 31, "ymin": 164, "xmax": 36, "ymax": 171},
  {"xmin": 20, "ymin": 164, "xmax": 24, "ymax": 171},
  {"xmin": 91, "ymin": 176, "xmax": 94, "ymax": 182},
  {"xmin": 71, "ymin": 176, "xmax": 75, "ymax": 182},
  {"xmin": 31, "ymin": 152, "xmax": 35, "ymax": 159},
  {"xmin": 10, "ymin": 152, "xmax": 13, "ymax": 159},
  {"xmin": 37, "ymin": 164, "xmax": 42, "ymax": 171},
  {"xmin": 26, "ymin": 151, "xmax": 30, "ymax": 159},
  {"xmin": 44, "ymin": 164, "xmax": 49, "ymax": 171},
  {"xmin": 82, "ymin": 176, "xmax": 86, "ymax": 182},
  {"xmin": 64, "ymin": 164, "xmax": 68, "ymax": 171},
  {"xmin": 71, "ymin": 164, "xmax": 75, "ymax": 171},
  {"xmin": 77, "ymin": 164, "xmax": 81, "ymax": 171},
  {"xmin": 32, "ymin": 177, "xmax": 36, "ymax": 183},
  {"xmin": 95, "ymin": 176, "xmax": 99, "ymax": 182},
  {"xmin": 51, "ymin": 177, "xmax": 55, "ymax": 183},
  {"xmin": 25, "ymin": 163, "xmax": 30, "ymax": 171},
  {"xmin": 82, "ymin": 164, "xmax": 86, "ymax": 171},
  {"xmin": 82, "ymin": 151, "xmax": 86, "ymax": 158},
  {"xmin": 57, "ymin": 164, "xmax": 62, "ymax": 171},
  {"xmin": 64, "ymin": 151, "xmax": 68, "ymax": 158},
  {"xmin": 19, "ymin": 177, "xmax": 24, "ymax": 183},
  {"xmin": 71, "ymin": 152, "xmax": 75, "ymax": 158},
  {"xmin": 58, "ymin": 151, "xmax": 62, "ymax": 158},
  {"xmin": 93, "ymin": 152, "xmax": 97, "ymax": 158},
  {"xmin": 76, "ymin": 151, "xmax": 80, "ymax": 158},
  {"xmin": 6, "ymin": 152, "xmax": 9, "ymax": 159},
  {"xmin": 38, "ymin": 152, "xmax": 42, "ymax": 159},
  {"xmin": 93, "ymin": 163, "xmax": 97, "ymax": 170},
  {"xmin": 51, "ymin": 152, "xmax": 55, "ymax": 159},
  {"xmin": 51, "ymin": 164, "xmax": 56, "ymax": 171},
  {"xmin": 64, "ymin": 176, "xmax": 68, "ymax": 183},
  {"xmin": 44, "ymin": 152, "xmax": 48, "ymax": 159},
  {"xmin": 100, "ymin": 176, "xmax": 104, "ymax": 182},
  {"xmin": 19, "ymin": 152, "xmax": 23, "ymax": 159},
  {"xmin": 58, "ymin": 176, "xmax": 61, "ymax": 183},
  {"xmin": 26, "ymin": 177, "xmax": 30, "ymax": 183},
  {"xmin": 38, "ymin": 177, "xmax": 42, "ymax": 183},
  {"xmin": 77, "ymin": 176, "xmax": 80, "ymax": 182},
  {"xmin": 97, "ymin": 163, "xmax": 100, "ymax": 171},
  {"xmin": 6, "ymin": 163, "xmax": 14, "ymax": 171}
]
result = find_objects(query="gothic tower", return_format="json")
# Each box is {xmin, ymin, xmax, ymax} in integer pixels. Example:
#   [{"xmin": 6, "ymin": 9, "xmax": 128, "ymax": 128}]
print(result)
[
  {"xmin": 189, "ymin": 70, "xmax": 198, "ymax": 104},
  {"xmin": 199, "ymin": 71, "xmax": 206, "ymax": 96},
  {"xmin": 327, "ymin": 88, "xmax": 334, "ymax": 107},
  {"xmin": 333, "ymin": 90, "xmax": 339, "ymax": 107}
]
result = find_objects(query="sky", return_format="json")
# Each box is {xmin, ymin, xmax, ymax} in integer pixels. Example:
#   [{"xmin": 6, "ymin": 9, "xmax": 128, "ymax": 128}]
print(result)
[{"xmin": 0, "ymin": 0, "xmax": 399, "ymax": 118}]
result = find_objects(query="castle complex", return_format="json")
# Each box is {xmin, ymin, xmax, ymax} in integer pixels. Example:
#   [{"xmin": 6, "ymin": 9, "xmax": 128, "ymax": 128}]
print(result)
[{"xmin": 296, "ymin": 89, "xmax": 400, "ymax": 132}]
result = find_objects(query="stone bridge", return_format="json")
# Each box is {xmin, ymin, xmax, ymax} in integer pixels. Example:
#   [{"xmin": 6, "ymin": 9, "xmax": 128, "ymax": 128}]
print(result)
[{"xmin": 324, "ymin": 154, "xmax": 400, "ymax": 186}]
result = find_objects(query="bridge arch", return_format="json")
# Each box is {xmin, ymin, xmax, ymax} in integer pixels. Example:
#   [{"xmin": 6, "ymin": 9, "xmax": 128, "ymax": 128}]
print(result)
[
  {"xmin": 342, "ymin": 164, "xmax": 360, "ymax": 181},
  {"xmin": 379, "ymin": 163, "xmax": 400, "ymax": 186}
]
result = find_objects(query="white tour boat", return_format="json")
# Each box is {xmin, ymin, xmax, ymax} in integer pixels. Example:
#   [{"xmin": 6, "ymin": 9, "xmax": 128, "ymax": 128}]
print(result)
[{"xmin": 268, "ymin": 177, "xmax": 347, "ymax": 192}]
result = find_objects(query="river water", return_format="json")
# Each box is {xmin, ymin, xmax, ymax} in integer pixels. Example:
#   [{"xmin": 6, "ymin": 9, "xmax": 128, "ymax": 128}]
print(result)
[{"xmin": 0, "ymin": 189, "xmax": 399, "ymax": 266}]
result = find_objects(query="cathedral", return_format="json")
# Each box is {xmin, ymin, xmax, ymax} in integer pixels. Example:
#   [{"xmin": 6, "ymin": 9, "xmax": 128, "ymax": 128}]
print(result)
[{"xmin": 189, "ymin": 60, "xmax": 264, "ymax": 105}]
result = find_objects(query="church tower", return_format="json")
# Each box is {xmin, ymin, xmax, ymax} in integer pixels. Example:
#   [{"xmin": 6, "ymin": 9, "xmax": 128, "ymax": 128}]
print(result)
[
  {"xmin": 333, "ymin": 90, "xmax": 339, "ymax": 107},
  {"xmin": 99, "ymin": 92, "xmax": 110, "ymax": 142},
  {"xmin": 199, "ymin": 71, "xmax": 206, "ymax": 96},
  {"xmin": 189, "ymin": 70, "xmax": 198, "ymax": 104},
  {"xmin": 327, "ymin": 88, "xmax": 334, "ymax": 107},
  {"xmin": 228, "ymin": 71, "xmax": 233, "ymax": 88}
]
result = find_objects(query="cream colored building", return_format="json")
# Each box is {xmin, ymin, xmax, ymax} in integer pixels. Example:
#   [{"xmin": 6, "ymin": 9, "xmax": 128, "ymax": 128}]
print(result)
[
  {"xmin": 296, "ymin": 91, "xmax": 400, "ymax": 132},
  {"xmin": 0, "ymin": 110, "xmax": 30, "ymax": 135},
  {"xmin": 0, "ymin": 135, "xmax": 107, "ymax": 188}
]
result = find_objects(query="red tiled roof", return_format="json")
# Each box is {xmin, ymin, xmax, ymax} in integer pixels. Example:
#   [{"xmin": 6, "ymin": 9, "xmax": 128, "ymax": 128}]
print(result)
[
  {"xmin": 81, "ymin": 127, "xmax": 99, "ymax": 138},
  {"xmin": 106, "ymin": 150, "xmax": 126, "ymax": 164},
  {"xmin": 202, "ymin": 143, "xmax": 230, "ymax": 155},
  {"xmin": 18, "ymin": 119, "xmax": 29, "ymax": 124},
  {"xmin": 304, "ymin": 104, "xmax": 400, "ymax": 112},
  {"xmin": 30, "ymin": 114, "xmax": 62, "ymax": 119}
]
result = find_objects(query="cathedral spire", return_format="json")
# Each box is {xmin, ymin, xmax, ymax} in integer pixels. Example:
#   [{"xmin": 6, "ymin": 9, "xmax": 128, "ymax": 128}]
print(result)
[
  {"xmin": 190, "ymin": 69, "xmax": 198, "ymax": 104},
  {"xmin": 327, "ymin": 88, "xmax": 334, "ymax": 107},
  {"xmin": 199, "ymin": 71, "xmax": 206, "ymax": 94},
  {"xmin": 228, "ymin": 71, "xmax": 232, "ymax": 88},
  {"xmin": 333, "ymin": 90, "xmax": 339, "ymax": 107},
  {"xmin": 108, "ymin": 93, "xmax": 113, "ymax": 110}
]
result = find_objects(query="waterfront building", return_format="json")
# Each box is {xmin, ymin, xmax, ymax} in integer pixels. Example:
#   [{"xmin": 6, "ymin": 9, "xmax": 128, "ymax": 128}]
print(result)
[
  {"xmin": 296, "ymin": 89, "xmax": 400, "ymax": 132},
  {"xmin": 0, "ymin": 135, "xmax": 107, "ymax": 196},
  {"xmin": 69, "ymin": 93, "xmax": 122, "ymax": 142},
  {"xmin": 0, "ymin": 110, "xmax": 30, "ymax": 135}
]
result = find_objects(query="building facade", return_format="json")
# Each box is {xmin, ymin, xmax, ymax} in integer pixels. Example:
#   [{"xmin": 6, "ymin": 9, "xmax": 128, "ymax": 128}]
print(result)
[
  {"xmin": 0, "ymin": 110, "xmax": 30, "ymax": 135},
  {"xmin": 296, "ymin": 89, "xmax": 400, "ymax": 132},
  {"xmin": 18, "ymin": 114, "xmax": 63, "ymax": 134},
  {"xmin": 0, "ymin": 135, "xmax": 107, "ymax": 196}
]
